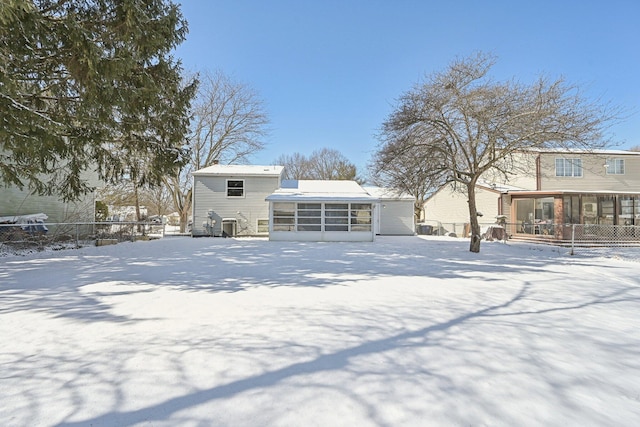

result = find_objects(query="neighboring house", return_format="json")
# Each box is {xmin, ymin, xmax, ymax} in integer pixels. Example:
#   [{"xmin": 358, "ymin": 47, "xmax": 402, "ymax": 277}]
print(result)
[
  {"xmin": 166, "ymin": 212, "xmax": 181, "ymax": 226},
  {"xmin": 0, "ymin": 174, "xmax": 99, "ymax": 224},
  {"xmin": 423, "ymin": 181, "xmax": 506, "ymax": 225},
  {"xmin": 106, "ymin": 205, "xmax": 148, "ymax": 222},
  {"xmin": 423, "ymin": 149, "xmax": 640, "ymax": 239},
  {"xmin": 191, "ymin": 164, "xmax": 285, "ymax": 237},
  {"xmin": 191, "ymin": 164, "xmax": 416, "ymax": 241}
]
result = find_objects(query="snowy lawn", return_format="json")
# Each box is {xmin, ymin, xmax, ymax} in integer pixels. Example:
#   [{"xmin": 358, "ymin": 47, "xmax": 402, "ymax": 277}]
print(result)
[{"xmin": 1, "ymin": 236, "xmax": 639, "ymax": 427}]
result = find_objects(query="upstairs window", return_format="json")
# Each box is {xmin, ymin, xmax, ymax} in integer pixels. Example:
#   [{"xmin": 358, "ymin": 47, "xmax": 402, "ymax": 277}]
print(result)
[
  {"xmin": 226, "ymin": 179, "xmax": 244, "ymax": 197},
  {"xmin": 555, "ymin": 158, "xmax": 582, "ymax": 177},
  {"xmin": 606, "ymin": 158, "xmax": 625, "ymax": 175}
]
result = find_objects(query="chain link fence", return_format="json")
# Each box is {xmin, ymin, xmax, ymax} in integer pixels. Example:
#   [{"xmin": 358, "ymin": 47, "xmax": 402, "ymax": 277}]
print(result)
[
  {"xmin": 417, "ymin": 220, "xmax": 640, "ymax": 260},
  {"xmin": 0, "ymin": 221, "xmax": 170, "ymax": 256},
  {"xmin": 3, "ymin": 219, "xmax": 639, "ymax": 261},
  {"xmin": 563, "ymin": 224, "xmax": 640, "ymax": 257}
]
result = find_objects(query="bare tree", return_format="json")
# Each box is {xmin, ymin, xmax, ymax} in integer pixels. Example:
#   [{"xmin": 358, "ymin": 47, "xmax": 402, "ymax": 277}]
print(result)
[
  {"xmin": 98, "ymin": 182, "xmax": 172, "ymax": 220},
  {"xmin": 379, "ymin": 52, "xmax": 618, "ymax": 253},
  {"xmin": 164, "ymin": 71, "xmax": 269, "ymax": 231},
  {"xmin": 275, "ymin": 152, "xmax": 309, "ymax": 180},
  {"xmin": 139, "ymin": 186, "xmax": 173, "ymax": 218},
  {"xmin": 369, "ymin": 132, "xmax": 446, "ymax": 220},
  {"xmin": 276, "ymin": 148, "xmax": 363, "ymax": 182}
]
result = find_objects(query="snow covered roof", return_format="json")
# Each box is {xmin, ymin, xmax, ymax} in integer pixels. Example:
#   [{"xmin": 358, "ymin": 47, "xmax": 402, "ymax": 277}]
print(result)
[
  {"xmin": 527, "ymin": 148, "xmax": 640, "ymax": 156},
  {"xmin": 507, "ymin": 189, "xmax": 640, "ymax": 196},
  {"xmin": 363, "ymin": 186, "xmax": 415, "ymax": 201},
  {"xmin": 266, "ymin": 180, "xmax": 378, "ymax": 202},
  {"xmin": 476, "ymin": 180, "xmax": 529, "ymax": 192},
  {"xmin": 192, "ymin": 164, "xmax": 284, "ymax": 177}
]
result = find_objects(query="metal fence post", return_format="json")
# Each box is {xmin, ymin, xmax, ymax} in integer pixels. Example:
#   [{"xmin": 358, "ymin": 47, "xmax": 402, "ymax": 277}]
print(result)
[{"xmin": 570, "ymin": 224, "xmax": 575, "ymax": 256}]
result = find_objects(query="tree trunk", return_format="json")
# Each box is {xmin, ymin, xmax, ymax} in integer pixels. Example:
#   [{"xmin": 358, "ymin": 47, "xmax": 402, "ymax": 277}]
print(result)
[
  {"xmin": 178, "ymin": 189, "xmax": 192, "ymax": 233},
  {"xmin": 134, "ymin": 185, "xmax": 141, "ymax": 222},
  {"xmin": 414, "ymin": 201, "xmax": 423, "ymax": 224},
  {"xmin": 179, "ymin": 209, "xmax": 190, "ymax": 233},
  {"xmin": 467, "ymin": 183, "xmax": 481, "ymax": 253},
  {"xmin": 134, "ymin": 184, "xmax": 145, "ymax": 234},
  {"xmin": 164, "ymin": 175, "xmax": 192, "ymax": 234}
]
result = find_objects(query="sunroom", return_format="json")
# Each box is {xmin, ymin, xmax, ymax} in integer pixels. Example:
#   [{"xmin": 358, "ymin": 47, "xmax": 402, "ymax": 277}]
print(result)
[
  {"xmin": 266, "ymin": 180, "xmax": 379, "ymax": 242},
  {"xmin": 508, "ymin": 190, "xmax": 640, "ymax": 240}
]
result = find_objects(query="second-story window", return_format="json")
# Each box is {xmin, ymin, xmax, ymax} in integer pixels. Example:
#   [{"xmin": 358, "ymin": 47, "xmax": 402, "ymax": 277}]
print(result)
[
  {"xmin": 226, "ymin": 179, "xmax": 244, "ymax": 197},
  {"xmin": 555, "ymin": 158, "xmax": 582, "ymax": 177},
  {"xmin": 606, "ymin": 158, "xmax": 625, "ymax": 175}
]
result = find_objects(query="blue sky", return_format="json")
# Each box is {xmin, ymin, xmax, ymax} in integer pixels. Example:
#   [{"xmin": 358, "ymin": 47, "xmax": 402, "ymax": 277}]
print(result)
[{"xmin": 175, "ymin": 0, "xmax": 640, "ymax": 172}]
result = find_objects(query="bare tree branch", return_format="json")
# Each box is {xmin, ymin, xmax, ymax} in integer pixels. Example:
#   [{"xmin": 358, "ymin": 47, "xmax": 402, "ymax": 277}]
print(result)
[
  {"xmin": 376, "ymin": 52, "xmax": 621, "ymax": 252},
  {"xmin": 163, "ymin": 70, "xmax": 270, "ymax": 232},
  {"xmin": 275, "ymin": 148, "xmax": 362, "ymax": 183}
]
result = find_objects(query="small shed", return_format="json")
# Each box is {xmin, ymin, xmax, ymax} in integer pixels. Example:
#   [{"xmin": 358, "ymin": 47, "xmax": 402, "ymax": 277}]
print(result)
[{"xmin": 266, "ymin": 180, "xmax": 379, "ymax": 242}]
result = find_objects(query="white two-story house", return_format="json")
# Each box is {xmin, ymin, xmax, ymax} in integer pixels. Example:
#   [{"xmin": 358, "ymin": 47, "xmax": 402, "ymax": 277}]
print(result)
[
  {"xmin": 191, "ymin": 164, "xmax": 285, "ymax": 237},
  {"xmin": 191, "ymin": 164, "xmax": 416, "ymax": 241}
]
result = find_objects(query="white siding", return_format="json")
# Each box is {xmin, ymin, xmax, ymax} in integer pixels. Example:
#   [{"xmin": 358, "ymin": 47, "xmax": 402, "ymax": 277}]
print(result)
[
  {"xmin": 424, "ymin": 183, "xmax": 501, "ymax": 225},
  {"xmin": 485, "ymin": 151, "xmax": 537, "ymax": 190},
  {"xmin": 192, "ymin": 175, "xmax": 280, "ymax": 236},
  {"xmin": 378, "ymin": 200, "xmax": 415, "ymax": 235},
  {"xmin": 268, "ymin": 230, "xmax": 374, "ymax": 242},
  {"xmin": 0, "ymin": 169, "xmax": 100, "ymax": 223},
  {"xmin": 539, "ymin": 152, "xmax": 640, "ymax": 192}
]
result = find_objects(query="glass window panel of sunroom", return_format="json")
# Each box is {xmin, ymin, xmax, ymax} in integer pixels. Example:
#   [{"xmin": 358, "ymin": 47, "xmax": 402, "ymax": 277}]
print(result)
[
  {"xmin": 325, "ymin": 225, "xmax": 349, "ymax": 231},
  {"xmin": 273, "ymin": 203, "xmax": 295, "ymax": 217},
  {"xmin": 325, "ymin": 217, "xmax": 349, "ymax": 225},
  {"xmin": 326, "ymin": 203, "xmax": 348, "ymax": 210}
]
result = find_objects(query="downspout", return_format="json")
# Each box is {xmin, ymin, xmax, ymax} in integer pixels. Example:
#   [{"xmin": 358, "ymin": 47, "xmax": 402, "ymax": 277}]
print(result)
[
  {"xmin": 191, "ymin": 176, "xmax": 195, "ymax": 237},
  {"xmin": 536, "ymin": 154, "xmax": 541, "ymax": 191}
]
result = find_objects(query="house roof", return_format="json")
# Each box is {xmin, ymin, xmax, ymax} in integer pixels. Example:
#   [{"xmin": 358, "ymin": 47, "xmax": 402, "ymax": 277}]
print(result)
[
  {"xmin": 266, "ymin": 180, "xmax": 379, "ymax": 202},
  {"xmin": 424, "ymin": 180, "xmax": 525, "ymax": 204},
  {"xmin": 363, "ymin": 186, "xmax": 415, "ymax": 201},
  {"xmin": 476, "ymin": 180, "xmax": 528, "ymax": 193},
  {"xmin": 192, "ymin": 164, "xmax": 284, "ymax": 177},
  {"xmin": 527, "ymin": 148, "xmax": 640, "ymax": 156},
  {"xmin": 508, "ymin": 189, "xmax": 640, "ymax": 197}
]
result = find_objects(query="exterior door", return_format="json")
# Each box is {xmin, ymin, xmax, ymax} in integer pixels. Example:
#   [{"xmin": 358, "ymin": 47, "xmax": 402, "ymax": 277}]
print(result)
[{"xmin": 222, "ymin": 219, "xmax": 236, "ymax": 237}]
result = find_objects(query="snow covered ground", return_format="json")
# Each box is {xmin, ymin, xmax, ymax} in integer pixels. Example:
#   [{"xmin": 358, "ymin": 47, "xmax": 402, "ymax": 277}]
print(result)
[{"xmin": 1, "ymin": 236, "xmax": 639, "ymax": 427}]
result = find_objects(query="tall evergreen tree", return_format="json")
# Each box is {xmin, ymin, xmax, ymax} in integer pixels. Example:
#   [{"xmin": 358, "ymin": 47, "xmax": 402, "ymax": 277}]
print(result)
[{"xmin": 0, "ymin": 0, "xmax": 196, "ymax": 201}]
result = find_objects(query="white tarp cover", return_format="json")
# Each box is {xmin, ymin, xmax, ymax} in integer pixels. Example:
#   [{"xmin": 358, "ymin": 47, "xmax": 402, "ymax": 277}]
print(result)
[{"xmin": 0, "ymin": 213, "xmax": 48, "ymax": 224}]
